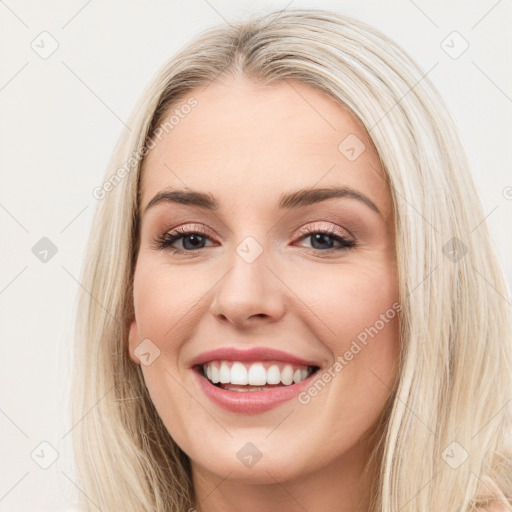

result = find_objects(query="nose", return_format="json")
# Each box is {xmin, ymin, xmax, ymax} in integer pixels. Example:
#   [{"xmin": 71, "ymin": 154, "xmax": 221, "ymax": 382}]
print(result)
[{"xmin": 209, "ymin": 248, "xmax": 286, "ymax": 328}]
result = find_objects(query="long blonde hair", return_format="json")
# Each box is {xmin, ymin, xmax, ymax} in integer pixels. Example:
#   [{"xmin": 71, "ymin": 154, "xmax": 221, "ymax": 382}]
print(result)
[{"xmin": 71, "ymin": 8, "xmax": 512, "ymax": 511}]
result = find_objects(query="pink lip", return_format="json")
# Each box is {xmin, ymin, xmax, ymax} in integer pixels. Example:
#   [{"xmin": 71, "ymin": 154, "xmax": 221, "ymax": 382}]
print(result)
[
  {"xmin": 192, "ymin": 367, "xmax": 317, "ymax": 414},
  {"xmin": 189, "ymin": 346, "xmax": 321, "ymax": 368}
]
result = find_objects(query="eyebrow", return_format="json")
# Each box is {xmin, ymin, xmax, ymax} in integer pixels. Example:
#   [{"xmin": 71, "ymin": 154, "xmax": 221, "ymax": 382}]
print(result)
[{"xmin": 142, "ymin": 186, "xmax": 381, "ymax": 216}]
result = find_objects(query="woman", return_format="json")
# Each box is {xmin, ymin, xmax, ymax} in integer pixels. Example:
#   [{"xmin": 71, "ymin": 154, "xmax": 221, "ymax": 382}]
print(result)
[{"xmin": 72, "ymin": 8, "xmax": 512, "ymax": 511}]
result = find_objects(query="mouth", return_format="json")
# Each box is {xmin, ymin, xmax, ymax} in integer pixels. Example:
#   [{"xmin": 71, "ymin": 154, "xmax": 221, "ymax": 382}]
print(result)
[
  {"xmin": 193, "ymin": 360, "xmax": 321, "ymax": 392},
  {"xmin": 189, "ymin": 346, "xmax": 324, "ymax": 413}
]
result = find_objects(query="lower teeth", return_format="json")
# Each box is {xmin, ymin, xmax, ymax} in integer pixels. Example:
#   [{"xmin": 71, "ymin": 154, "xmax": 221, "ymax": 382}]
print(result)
[{"xmin": 217, "ymin": 383, "xmax": 285, "ymax": 392}]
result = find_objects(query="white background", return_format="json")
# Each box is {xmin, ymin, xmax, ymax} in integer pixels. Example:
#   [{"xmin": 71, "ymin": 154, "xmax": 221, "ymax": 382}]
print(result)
[{"xmin": 0, "ymin": 1, "xmax": 511, "ymax": 510}]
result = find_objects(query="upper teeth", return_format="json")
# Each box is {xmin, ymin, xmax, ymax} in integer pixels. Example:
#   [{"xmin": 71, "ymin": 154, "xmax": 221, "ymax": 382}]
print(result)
[{"xmin": 202, "ymin": 361, "xmax": 313, "ymax": 386}]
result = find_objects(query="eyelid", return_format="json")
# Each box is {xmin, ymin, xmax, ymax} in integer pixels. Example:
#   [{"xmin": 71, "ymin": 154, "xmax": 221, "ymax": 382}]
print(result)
[
  {"xmin": 159, "ymin": 222, "xmax": 217, "ymax": 238},
  {"xmin": 158, "ymin": 220, "xmax": 353, "ymax": 242},
  {"xmin": 154, "ymin": 219, "xmax": 357, "ymax": 255},
  {"xmin": 294, "ymin": 221, "xmax": 354, "ymax": 240}
]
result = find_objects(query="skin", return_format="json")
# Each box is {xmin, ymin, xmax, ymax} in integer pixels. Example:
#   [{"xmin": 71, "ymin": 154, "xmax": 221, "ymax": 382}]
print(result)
[{"xmin": 128, "ymin": 73, "xmax": 400, "ymax": 512}]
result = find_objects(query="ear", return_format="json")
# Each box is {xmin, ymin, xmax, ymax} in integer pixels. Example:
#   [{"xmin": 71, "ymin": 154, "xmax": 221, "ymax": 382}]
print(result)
[{"xmin": 128, "ymin": 316, "xmax": 141, "ymax": 365}]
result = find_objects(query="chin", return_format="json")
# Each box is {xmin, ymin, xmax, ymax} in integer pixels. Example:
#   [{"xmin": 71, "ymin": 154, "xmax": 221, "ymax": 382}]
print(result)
[{"xmin": 189, "ymin": 437, "xmax": 317, "ymax": 485}]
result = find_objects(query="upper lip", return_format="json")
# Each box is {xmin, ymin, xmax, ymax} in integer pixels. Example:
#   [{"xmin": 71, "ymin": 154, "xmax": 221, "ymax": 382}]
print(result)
[{"xmin": 189, "ymin": 347, "xmax": 322, "ymax": 369}]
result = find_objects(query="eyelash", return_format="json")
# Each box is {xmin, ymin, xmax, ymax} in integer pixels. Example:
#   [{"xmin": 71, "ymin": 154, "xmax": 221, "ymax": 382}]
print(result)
[{"xmin": 152, "ymin": 225, "xmax": 356, "ymax": 256}]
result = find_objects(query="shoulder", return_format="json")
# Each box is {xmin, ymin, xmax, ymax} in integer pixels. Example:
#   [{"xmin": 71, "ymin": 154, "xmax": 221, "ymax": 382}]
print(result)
[{"xmin": 476, "ymin": 475, "xmax": 510, "ymax": 512}]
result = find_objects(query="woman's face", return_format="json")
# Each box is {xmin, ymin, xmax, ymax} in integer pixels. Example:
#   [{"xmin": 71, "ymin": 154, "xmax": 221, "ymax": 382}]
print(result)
[{"xmin": 129, "ymin": 75, "xmax": 400, "ymax": 490}]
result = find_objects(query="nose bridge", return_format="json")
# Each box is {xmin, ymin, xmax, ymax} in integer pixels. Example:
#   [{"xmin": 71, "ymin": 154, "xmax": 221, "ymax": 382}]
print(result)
[{"xmin": 210, "ymin": 233, "xmax": 285, "ymax": 325}]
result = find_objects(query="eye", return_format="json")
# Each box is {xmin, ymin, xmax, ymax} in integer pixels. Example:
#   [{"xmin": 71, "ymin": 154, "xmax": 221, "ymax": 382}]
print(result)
[
  {"xmin": 152, "ymin": 226, "xmax": 215, "ymax": 254},
  {"xmin": 152, "ymin": 224, "xmax": 356, "ymax": 256},
  {"xmin": 294, "ymin": 225, "xmax": 356, "ymax": 255}
]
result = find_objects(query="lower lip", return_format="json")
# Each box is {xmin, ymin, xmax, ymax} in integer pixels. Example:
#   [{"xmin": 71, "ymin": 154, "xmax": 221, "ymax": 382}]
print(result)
[{"xmin": 193, "ymin": 367, "xmax": 316, "ymax": 414}]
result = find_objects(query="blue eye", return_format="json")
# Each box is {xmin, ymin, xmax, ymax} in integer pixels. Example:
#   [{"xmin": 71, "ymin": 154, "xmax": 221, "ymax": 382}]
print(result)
[
  {"xmin": 153, "ymin": 226, "xmax": 356, "ymax": 255},
  {"xmin": 301, "ymin": 231, "xmax": 355, "ymax": 252},
  {"xmin": 155, "ymin": 230, "xmax": 212, "ymax": 253},
  {"xmin": 295, "ymin": 225, "xmax": 356, "ymax": 255}
]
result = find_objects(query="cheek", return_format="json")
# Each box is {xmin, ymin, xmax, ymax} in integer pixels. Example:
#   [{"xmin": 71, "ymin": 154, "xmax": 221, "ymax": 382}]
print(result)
[
  {"xmin": 132, "ymin": 262, "xmax": 202, "ymax": 434},
  {"xmin": 133, "ymin": 260, "xmax": 210, "ymax": 339},
  {"xmin": 290, "ymin": 259, "xmax": 400, "ymax": 386},
  {"xmin": 296, "ymin": 260, "xmax": 398, "ymax": 340}
]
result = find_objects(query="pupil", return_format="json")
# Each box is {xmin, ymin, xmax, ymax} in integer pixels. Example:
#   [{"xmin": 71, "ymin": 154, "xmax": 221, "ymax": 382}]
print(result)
[
  {"xmin": 311, "ymin": 233, "xmax": 333, "ymax": 250},
  {"xmin": 181, "ymin": 233, "xmax": 335, "ymax": 251},
  {"xmin": 183, "ymin": 234, "xmax": 204, "ymax": 250}
]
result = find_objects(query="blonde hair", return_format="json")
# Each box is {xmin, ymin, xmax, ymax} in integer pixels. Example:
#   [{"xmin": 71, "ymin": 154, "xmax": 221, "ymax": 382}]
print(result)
[{"xmin": 71, "ymin": 8, "xmax": 512, "ymax": 511}]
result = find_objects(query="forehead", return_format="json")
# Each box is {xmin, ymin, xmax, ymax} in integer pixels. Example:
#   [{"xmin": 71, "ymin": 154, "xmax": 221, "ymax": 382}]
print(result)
[{"xmin": 139, "ymin": 75, "xmax": 391, "ymax": 217}]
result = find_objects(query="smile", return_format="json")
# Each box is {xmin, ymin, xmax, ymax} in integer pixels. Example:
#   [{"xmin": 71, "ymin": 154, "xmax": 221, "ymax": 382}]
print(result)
[
  {"xmin": 200, "ymin": 360, "xmax": 317, "ymax": 390},
  {"xmin": 193, "ymin": 361, "xmax": 320, "ymax": 414}
]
